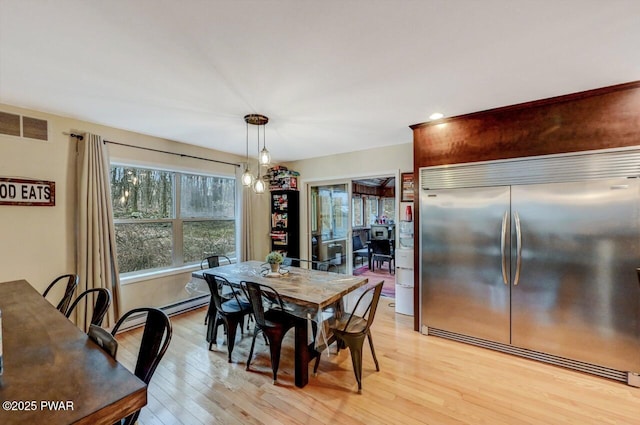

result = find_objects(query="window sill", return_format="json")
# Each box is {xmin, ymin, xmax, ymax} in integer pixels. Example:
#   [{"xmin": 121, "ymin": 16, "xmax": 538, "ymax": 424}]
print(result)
[
  {"xmin": 120, "ymin": 265, "xmax": 199, "ymax": 286},
  {"xmin": 119, "ymin": 257, "xmax": 236, "ymax": 286}
]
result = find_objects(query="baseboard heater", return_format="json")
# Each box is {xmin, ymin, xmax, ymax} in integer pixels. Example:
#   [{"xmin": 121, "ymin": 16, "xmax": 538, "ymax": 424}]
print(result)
[
  {"xmin": 117, "ymin": 295, "xmax": 209, "ymax": 332},
  {"xmin": 423, "ymin": 326, "xmax": 639, "ymax": 386}
]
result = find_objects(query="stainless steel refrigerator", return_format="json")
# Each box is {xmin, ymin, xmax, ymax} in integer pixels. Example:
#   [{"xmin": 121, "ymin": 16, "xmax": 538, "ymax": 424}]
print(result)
[{"xmin": 419, "ymin": 148, "xmax": 640, "ymax": 384}]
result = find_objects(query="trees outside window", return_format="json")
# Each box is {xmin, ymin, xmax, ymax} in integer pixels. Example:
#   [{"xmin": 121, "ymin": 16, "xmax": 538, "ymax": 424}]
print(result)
[
  {"xmin": 110, "ymin": 165, "xmax": 236, "ymax": 274},
  {"xmin": 364, "ymin": 196, "xmax": 379, "ymax": 226},
  {"xmin": 352, "ymin": 196, "xmax": 363, "ymax": 227},
  {"xmin": 381, "ymin": 197, "xmax": 395, "ymax": 222}
]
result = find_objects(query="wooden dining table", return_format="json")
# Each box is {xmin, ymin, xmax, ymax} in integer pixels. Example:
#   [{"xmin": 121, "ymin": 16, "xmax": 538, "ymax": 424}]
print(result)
[
  {"xmin": 191, "ymin": 260, "xmax": 369, "ymax": 387},
  {"xmin": 0, "ymin": 280, "xmax": 146, "ymax": 425}
]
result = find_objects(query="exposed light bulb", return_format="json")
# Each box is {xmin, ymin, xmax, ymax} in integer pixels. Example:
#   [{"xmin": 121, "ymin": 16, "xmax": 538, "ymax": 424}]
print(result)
[
  {"xmin": 253, "ymin": 177, "xmax": 266, "ymax": 194},
  {"xmin": 241, "ymin": 166, "xmax": 254, "ymax": 186},
  {"xmin": 259, "ymin": 147, "xmax": 271, "ymax": 166}
]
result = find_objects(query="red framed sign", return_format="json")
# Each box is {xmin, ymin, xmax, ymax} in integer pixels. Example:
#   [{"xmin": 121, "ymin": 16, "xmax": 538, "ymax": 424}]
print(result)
[{"xmin": 0, "ymin": 177, "xmax": 55, "ymax": 206}]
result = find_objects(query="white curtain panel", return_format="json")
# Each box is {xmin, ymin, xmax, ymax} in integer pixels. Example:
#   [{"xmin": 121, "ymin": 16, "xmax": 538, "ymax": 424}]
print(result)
[{"xmin": 75, "ymin": 133, "xmax": 122, "ymax": 330}]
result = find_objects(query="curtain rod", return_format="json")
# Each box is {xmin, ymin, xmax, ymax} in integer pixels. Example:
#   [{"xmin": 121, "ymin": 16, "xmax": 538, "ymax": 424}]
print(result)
[{"xmin": 64, "ymin": 132, "xmax": 241, "ymax": 168}]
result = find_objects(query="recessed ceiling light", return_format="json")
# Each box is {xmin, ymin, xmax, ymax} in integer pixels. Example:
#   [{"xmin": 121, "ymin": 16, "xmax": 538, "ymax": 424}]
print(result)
[{"xmin": 429, "ymin": 112, "xmax": 444, "ymax": 120}]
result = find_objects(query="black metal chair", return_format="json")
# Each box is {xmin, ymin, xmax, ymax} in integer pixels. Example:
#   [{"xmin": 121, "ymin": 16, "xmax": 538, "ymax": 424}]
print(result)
[
  {"xmin": 317, "ymin": 262, "xmax": 338, "ymax": 272},
  {"xmin": 370, "ymin": 239, "xmax": 394, "ymax": 274},
  {"xmin": 201, "ymin": 254, "xmax": 231, "ymax": 325},
  {"xmin": 87, "ymin": 324, "xmax": 118, "ymax": 359},
  {"xmin": 200, "ymin": 254, "xmax": 231, "ymax": 270},
  {"xmin": 243, "ymin": 281, "xmax": 297, "ymax": 384},
  {"xmin": 203, "ymin": 273, "xmax": 252, "ymax": 362},
  {"xmin": 65, "ymin": 287, "xmax": 112, "ymax": 329},
  {"xmin": 43, "ymin": 274, "xmax": 79, "ymax": 313},
  {"xmin": 282, "ymin": 257, "xmax": 338, "ymax": 272},
  {"xmin": 314, "ymin": 281, "xmax": 383, "ymax": 393},
  {"xmin": 111, "ymin": 307, "xmax": 172, "ymax": 425}
]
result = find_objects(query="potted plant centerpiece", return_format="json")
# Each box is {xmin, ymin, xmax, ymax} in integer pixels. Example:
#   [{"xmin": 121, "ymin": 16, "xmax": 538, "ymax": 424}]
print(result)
[{"xmin": 266, "ymin": 251, "xmax": 284, "ymax": 273}]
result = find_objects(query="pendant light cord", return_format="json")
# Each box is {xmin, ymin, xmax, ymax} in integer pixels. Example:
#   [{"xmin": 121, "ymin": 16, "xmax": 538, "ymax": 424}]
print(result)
[
  {"xmin": 245, "ymin": 120, "xmax": 249, "ymax": 161},
  {"xmin": 262, "ymin": 121, "xmax": 266, "ymax": 150},
  {"xmin": 256, "ymin": 124, "xmax": 261, "ymax": 178}
]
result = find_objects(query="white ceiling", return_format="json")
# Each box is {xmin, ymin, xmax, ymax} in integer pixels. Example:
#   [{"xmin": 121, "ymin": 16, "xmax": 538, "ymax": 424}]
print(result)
[{"xmin": 1, "ymin": 1, "xmax": 639, "ymax": 162}]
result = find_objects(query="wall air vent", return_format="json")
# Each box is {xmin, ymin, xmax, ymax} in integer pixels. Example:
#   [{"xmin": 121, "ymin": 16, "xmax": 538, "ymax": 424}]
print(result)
[
  {"xmin": 0, "ymin": 111, "xmax": 21, "ymax": 137},
  {"xmin": 0, "ymin": 111, "xmax": 49, "ymax": 141}
]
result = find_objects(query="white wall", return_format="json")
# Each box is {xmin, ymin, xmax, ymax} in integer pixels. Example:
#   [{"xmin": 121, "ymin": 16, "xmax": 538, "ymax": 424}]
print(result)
[{"xmin": 0, "ymin": 103, "xmax": 245, "ymax": 311}]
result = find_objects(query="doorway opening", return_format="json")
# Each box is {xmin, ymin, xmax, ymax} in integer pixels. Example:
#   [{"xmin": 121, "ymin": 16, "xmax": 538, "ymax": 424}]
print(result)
[
  {"xmin": 308, "ymin": 176, "xmax": 396, "ymax": 297},
  {"xmin": 351, "ymin": 176, "xmax": 396, "ymax": 298}
]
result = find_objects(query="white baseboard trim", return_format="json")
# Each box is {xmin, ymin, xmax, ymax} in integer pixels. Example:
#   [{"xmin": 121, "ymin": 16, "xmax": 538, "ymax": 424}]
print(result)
[{"xmin": 117, "ymin": 295, "xmax": 209, "ymax": 332}]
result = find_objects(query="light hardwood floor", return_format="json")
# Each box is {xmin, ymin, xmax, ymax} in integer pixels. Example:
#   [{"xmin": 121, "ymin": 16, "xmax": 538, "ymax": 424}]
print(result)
[{"xmin": 116, "ymin": 298, "xmax": 640, "ymax": 425}]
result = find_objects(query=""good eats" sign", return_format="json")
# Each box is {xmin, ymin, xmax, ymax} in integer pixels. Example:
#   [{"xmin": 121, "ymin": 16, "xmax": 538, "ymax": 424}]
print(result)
[{"xmin": 0, "ymin": 178, "xmax": 55, "ymax": 206}]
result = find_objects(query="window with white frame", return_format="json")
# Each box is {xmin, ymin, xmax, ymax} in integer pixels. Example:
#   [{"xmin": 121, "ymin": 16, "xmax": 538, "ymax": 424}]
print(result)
[
  {"xmin": 364, "ymin": 196, "xmax": 379, "ymax": 226},
  {"xmin": 352, "ymin": 196, "xmax": 363, "ymax": 227},
  {"xmin": 110, "ymin": 165, "xmax": 236, "ymax": 275},
  {"xmin": 381, "ymin": 197, "xmax": 395, "ymax": 222}
]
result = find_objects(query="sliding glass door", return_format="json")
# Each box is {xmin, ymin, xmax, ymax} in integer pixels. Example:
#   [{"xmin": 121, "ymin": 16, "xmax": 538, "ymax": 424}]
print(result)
[{"xmin": 309, "ymin": 182, "xmax": 351, "ymax": 273}]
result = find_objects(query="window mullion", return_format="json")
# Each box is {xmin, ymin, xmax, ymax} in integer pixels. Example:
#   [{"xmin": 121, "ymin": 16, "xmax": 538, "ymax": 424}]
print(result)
[{"xmin": 174, "ymin": 173, "xmax": 183, "ymax": 266}]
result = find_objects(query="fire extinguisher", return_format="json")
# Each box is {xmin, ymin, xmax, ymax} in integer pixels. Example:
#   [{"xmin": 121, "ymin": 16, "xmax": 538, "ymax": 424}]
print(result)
[{"xmin": 405, "ymin": 205, "xmax": 412, "ymax": 221}]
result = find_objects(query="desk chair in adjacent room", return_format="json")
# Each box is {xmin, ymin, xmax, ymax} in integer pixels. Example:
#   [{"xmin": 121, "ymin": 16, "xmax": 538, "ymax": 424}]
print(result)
[
  {"xmin": 352, "ymin": 235, "xmax": 369, "ymax": 268},
  {"xmin": 369, "ymin": 239, "xmax": 395, "ymax": 274}
]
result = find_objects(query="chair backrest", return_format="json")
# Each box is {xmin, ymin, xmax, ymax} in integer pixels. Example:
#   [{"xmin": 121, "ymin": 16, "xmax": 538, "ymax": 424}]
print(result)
[
  {"xmin": 111, "ymin": 307, "xmax": 172, "ymax": 425},
  {"xmin": 111, "ymin": 308, "xmax": 172, "ymax": 383},
  {"xmin": 87, "ymin": 324, "xmax": 118, "ymax": 359},
  {"xmin": 370, "ymin": 239, "xmax": 391, "ymax": 256},
  {"xmin": 203, "ymin": 273, "xmax": 224, "ymax": 311},
  {"xmin": 317, "ymin": 262, "xmax": 338, "ymax": 273},
  {"xmin": 203, "ymin": 273, "xmax": 243, "ymax": 313},
  {"xmin": 341, "ymin": 281, "xmax": 384, "ymax": 334},
  {"xmin": 200, "ymin": 254, "xmax": 231, "ymax": 270},
  {"xmin": 281, "ymin": 257, "xmax": 295, "ymax": 266},
  {"xmin": 43, "ymin": 274, "xmax": 79, "ymax": 313},
  {"xmin": 243, "ymin": 281, "xmax": 285, "ymax": 328},
  {"xmin": 282, "ymin": 257, "xmax": 337, "ymax": 272},
  {"xmin": 282, "ymin": 257, "xmax": 306, "ymax": 268},
  {"xmin": 65, "ymin": 288, "xmax": 112, "ymax": 328},
  {"xmin": 352, "ymin": 235, "xmax": 364, "ymax": 251}
]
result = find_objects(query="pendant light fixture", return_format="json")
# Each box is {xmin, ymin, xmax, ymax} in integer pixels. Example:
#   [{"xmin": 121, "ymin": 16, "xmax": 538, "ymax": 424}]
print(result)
[
  {"xmin": 241, "ymin": 119, "xmax": 254, "ymax": 187},
  {"xmin": 244, "ymin": 114, "xmax": 269, "ymax": 194},
  {"xmin": 258, "ymin": 123, "xmax": 271, "ymax": 166}
]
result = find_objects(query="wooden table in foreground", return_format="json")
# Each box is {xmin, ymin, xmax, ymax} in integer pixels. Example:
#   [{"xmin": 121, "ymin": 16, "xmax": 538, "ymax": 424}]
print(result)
[
  {"xmin": 0, "ymin": 280, "xmax": 146, "ymax": 425},
  {"xmin": 192, "ymin": 260, "xmax": 369, "ymax": 387}
]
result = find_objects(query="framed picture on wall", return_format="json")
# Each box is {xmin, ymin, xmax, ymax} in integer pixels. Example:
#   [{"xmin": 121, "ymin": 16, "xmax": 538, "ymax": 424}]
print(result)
[{"xmin": 401, "ymin": 172, "xmax": 414, "ymax": 202}]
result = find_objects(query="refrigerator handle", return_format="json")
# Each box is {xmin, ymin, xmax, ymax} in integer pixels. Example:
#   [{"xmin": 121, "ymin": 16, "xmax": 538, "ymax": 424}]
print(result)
[
  {"xmin": 500, "ymin": 210, "xmax": 508, "ymax": 285},
  {"xmin": 514, "ymin": 211, "xmax": 522, "ymax": 286}
]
